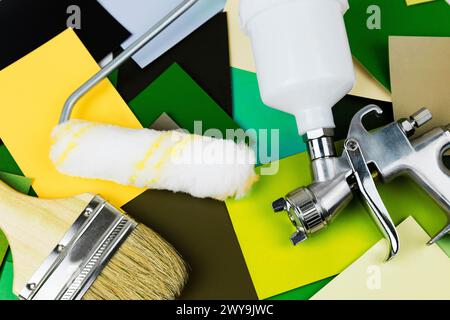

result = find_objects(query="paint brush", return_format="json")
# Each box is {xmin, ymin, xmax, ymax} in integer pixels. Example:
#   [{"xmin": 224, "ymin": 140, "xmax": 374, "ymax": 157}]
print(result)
[{"xmin": 0, "ymin": 180, "xmax": 188, "ymax": 300}]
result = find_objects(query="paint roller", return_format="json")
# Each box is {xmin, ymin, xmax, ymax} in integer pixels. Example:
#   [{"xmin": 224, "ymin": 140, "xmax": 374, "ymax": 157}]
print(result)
[{"xmin": 52, "ymin": 0, "xmax": 258, "ymax": 201}]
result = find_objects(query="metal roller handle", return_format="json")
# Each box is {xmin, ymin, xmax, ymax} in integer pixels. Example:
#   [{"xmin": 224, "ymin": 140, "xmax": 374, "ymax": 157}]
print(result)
[{"xmin": 59, "ymin": 0, "xmax": 200, "ymax": 124}]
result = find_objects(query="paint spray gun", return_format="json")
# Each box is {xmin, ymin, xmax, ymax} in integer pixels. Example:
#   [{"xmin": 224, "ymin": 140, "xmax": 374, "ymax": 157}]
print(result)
[{"xmin": 240, "ymin": 0, "xmax": 450, "ymax": 260}]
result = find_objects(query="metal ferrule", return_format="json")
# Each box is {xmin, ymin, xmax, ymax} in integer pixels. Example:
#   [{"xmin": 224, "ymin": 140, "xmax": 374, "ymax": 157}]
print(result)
[
  {"xmin": 19, "ymin": 196, "xmax": 136, "ymax": 300},
  {"xmin": 304, "ymin": 128, "xmax": 337, "ymax": 161},
  {"xmin": 304, "ymin": 128, "xmax": 340, "ymax": 182}
]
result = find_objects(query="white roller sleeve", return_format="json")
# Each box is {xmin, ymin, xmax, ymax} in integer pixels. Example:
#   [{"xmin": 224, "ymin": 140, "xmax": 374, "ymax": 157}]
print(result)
[{"xmin": 50, "ymin": 120, "xmax": 258, "ymax": 201}]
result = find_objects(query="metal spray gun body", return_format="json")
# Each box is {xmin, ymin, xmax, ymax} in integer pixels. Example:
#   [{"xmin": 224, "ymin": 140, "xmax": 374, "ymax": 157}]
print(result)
[
  {"xmin": 273, "ymin": 106, "xmax": 450, "ymax": 260},
  {"xmin": 239, "ymin": 0, "xmax": 450, "ymax": 259}
]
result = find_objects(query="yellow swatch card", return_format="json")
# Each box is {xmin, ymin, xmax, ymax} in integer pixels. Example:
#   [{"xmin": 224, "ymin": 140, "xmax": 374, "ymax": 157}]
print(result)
[
  {"xmin": 312, "ymin": 217, "xmax": 450, "ymax": 300},
  {"xmin": 0, "ymin": 29, "xmax": 144, "ymax": 207},
  {"xmin": 226, "ymin": 152, "xmax": 448, "ymax": 299}
]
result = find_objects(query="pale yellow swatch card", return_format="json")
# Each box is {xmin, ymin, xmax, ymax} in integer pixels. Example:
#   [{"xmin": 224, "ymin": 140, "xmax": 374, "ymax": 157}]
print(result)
[
  {"xmin": 312, "ymin": 217, "xmax": 450, "ymax": 300},
  {"xmin": 224, "ymin": 0, "xmax": 392, "ymax": 102},
  {"xmin": 405, "ymin": 0, "xmax": 435, "ymax": 6},
  {"xmin": 0, "ymin": 29, "xmax": 144, "ymax": 207},
  {"xmin": 390, "ymin": 36, "xmax": 450, "ymax": 134}
]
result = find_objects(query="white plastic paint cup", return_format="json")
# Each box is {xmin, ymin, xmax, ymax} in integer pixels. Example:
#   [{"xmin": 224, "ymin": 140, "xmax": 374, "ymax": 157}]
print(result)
[{"xmin": 240, "ymin": 0, "xmax": 355, "ymax": 135}]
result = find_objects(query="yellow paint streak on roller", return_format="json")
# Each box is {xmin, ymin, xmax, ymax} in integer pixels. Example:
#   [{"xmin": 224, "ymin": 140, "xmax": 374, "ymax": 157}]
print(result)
[
  {"xmin": 54, "ymin": 123, "xmax": 97, "ymax": 167},
  {"xmin": 128, "ymin": 132, "xmax": 172, "ymax": 185},
  {"xmin": 147, "ymin": 134, "xmax": 197, "ymax": 186},
  {"xmin": 155, "ymin": 135, "xmax": 196, "ymax": 170},
  {"xmin": 51, "ymin": 122, "xmax": 74, "ymax": 143}
]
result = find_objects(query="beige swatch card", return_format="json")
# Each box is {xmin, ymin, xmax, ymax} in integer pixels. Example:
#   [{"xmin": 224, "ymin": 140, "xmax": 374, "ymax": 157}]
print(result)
[
  {"xmin": 390, "ymin": 36, "xmax": 450, "ymax": 133},
  {"xmin": 312, "ymin": 217, "xmax": 450, "ymax": 300}
]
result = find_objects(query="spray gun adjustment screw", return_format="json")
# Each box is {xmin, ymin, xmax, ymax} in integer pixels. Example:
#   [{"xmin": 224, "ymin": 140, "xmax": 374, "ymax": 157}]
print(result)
[
  {"xmin": 401, "ymin": 108, "xmax": 433, "ymax": 137},
  {"xmin": 410, "ymin": 107, "xmax": 432, "ymax": 128},
  {"xmin": 272, "ymin": 198, "xmax": 287, "ymax": 213}
]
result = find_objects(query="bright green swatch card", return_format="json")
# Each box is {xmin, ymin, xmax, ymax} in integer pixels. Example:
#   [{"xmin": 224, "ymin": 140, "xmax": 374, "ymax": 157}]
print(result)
[
  {"xmin": 232, "ymin": 68, "xmax": 307, "ymax": 163},
  {"xmin": 345, "ymin": 0, "xmax": 450, "ymax": 90},
  {"xmin": 0, "ymin": 259, "xmax": 17, "ymax": 300}
]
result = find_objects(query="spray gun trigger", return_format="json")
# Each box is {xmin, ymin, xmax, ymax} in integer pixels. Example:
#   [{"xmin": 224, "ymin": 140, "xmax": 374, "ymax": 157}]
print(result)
[{"xmin": 344, "ymin": 139, "xmax": 400, "ymax": 261}]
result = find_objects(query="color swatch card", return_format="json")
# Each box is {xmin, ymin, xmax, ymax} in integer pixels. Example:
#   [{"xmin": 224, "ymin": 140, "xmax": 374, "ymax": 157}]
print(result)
[
  {"xmin": 226, "ymin": 152, "xmax": 449, "ymax": 299},
  {"xmin": 406, "ymin": 0, "xmax": 435, "ymax": 5},
  {"xmin": 0, "ymin": 29, "xmax": 144, "ymax": 208},
  {"xmin": 389, "ymin": 36, "xmax": 450, "ymax": 134},
  {"xmin": 128, "ymin": 63, "xmax": 239, "ymax": 135},
  {"xmin": 224, "ymin": 0, "xmax": 391, "ymax": 102},
  {"xmin": 124, "ymin": 190, "xmax": 257, "ymax": 300},
  {"xmin": 117, "ymin": 13, "xmax": 233, "ymax": 117},
  {"xmin": 0, "ymin": 0, "xmax": 130, "ymax": 70},
  {"xmin": 345, "ymin": 0, "xmax": 450, "ymax": 90},
  {"xmin": 0, "ymin": 257, "xmax": 17, "ymax": 300},
  {"xmin": 312, "ymin": 217, "xmax": 450, "ymax": 300},
  {"xmin": 97, "ymin": 0, "xmax": 225, "ymax": 68},
  {"xmin": 0, "ymin": 144, "xmax": 24, "ymax": 178}
]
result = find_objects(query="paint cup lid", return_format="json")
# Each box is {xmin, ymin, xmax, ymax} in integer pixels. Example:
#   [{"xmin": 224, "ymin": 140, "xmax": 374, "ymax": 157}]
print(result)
[{"xmin": 240, "ymin": 0, "xmax": 350, "ymax": 33}]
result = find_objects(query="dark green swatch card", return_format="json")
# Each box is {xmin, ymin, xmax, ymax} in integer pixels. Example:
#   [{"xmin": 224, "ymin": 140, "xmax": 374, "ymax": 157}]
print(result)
[{"xmin": 129, "ymin": 63, "xmax": 239, "ymax": 135}]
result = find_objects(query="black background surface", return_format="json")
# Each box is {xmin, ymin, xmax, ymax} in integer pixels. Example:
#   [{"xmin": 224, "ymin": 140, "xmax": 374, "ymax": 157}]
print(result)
[{"xmin": 0, "ymin": 0, "xmax": 130, "ymax": 70}]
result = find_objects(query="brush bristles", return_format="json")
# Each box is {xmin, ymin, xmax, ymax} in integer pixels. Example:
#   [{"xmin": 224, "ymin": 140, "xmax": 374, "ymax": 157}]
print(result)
[{"xmin": 82, "ymin": 224, "xmax": 188, "ymax": 300}]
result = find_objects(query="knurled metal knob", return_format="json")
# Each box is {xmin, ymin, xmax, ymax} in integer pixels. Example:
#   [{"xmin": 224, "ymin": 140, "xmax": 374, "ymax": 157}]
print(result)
[{"xmin": 410, "ymin": 107, "xmax": 432, "ymax": 128}]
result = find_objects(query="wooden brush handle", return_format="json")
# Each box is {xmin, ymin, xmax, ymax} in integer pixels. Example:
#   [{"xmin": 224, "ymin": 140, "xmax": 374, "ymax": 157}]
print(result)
[{"xmin": 0, "ymin": 180, "xmax": 95, "ymax": 295}]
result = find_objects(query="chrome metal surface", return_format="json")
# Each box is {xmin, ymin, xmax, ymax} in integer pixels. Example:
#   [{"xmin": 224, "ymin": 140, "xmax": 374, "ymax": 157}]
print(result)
[
  {"xmin": 305, "ymin": 128, "xmax": 337, "ymax": 160},
  {"xmin": 310, "ymin": 156, "xmax": 348, "ymax": 182},
  {"xmin": 400, "ymin": 107, "xmax": 432, "ymax": 137},
  {"xmin": 346, "ymin": 106, "xmax": 450, "ymax": 242},
  {"xmin": 59, "ymin": 0, "xmax": 200, "ymax": 123},
  {"xmin": 344, "ymin": 139, "xmax": 399, "ymax": 260},
  {"xmin": 307, "ymin": 136, "xmax": 337, "ymax": 160},
  {"xmin": 278, "ymin": 173, "xmax": 353, "ymax": 244},
  {"xmin": 274, "ymin": 104, "xmax": 450, "ymax": 257},
  {"xmin": 410, "ymin": 107, "xmax": 433, "ymax": 128},
  {"xmin": 304, "ymin": 128, "xmax": 335, "ymax": 141},
  {"xmin": 19, "ymin": 196, "xmax": 136, "ymax": 300}
]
